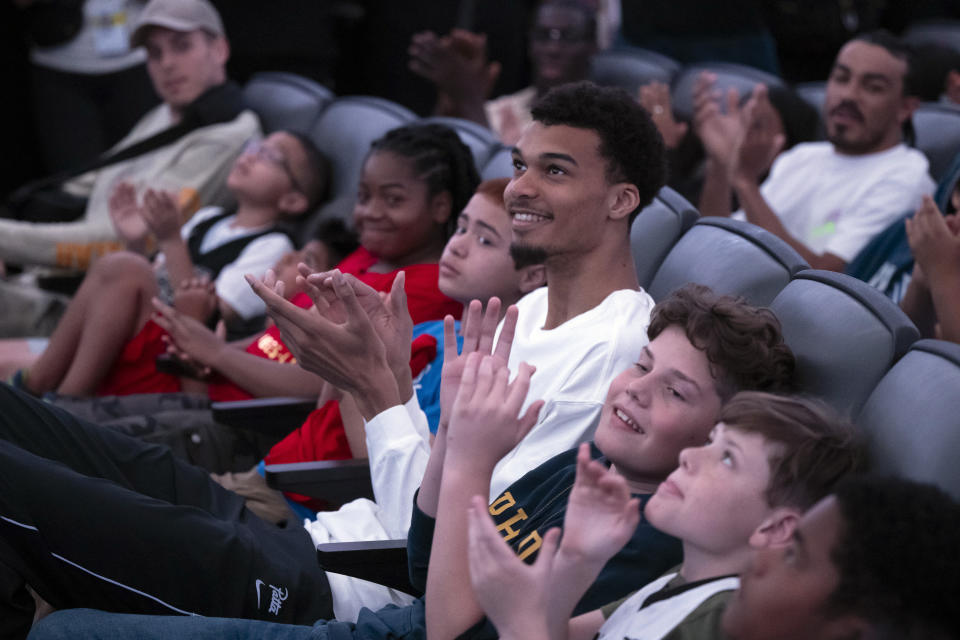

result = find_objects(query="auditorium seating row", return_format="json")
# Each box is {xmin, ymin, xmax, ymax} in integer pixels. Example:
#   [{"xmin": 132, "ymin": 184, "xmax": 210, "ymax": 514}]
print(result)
[
  {"xmin": 208, "ymin": 184, "xmax": 960, "ymax": 595},
  {"xmin": 213, "ymin": 184, "xmax": 960, "ymax": 509},
  {"xmin": 214, "ymin": 25, "xmax": 960, "ymax": 595},
  {"xmin": 591, "ymin": 46, "xmax": 960, "ymax": 183},
  {"xmin": 246, "ymin": 55, "xmax": 960, "ymax": 242},
  {"xmin": 632, "ymin": 188, "xmax": 958, "ymax": 502}
]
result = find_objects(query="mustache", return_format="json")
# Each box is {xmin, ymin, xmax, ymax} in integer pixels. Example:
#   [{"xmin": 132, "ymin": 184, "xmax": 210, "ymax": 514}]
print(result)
[{"xmin": 829, "ymin": 100, "xmax": 864, "ymax": 122}]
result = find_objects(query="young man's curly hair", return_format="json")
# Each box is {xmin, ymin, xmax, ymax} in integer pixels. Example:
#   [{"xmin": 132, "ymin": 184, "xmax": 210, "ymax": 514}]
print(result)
[
  {"xmin": 530, "ymin": 81, "xmax": 667, "ymax": 222},
  {"xmin": 826, "ymin": 476, "xmax": 960, "ymax": 639},
  {"xmin": 648, "ymin": 284, "xmax": 796, "ymax": 401}
]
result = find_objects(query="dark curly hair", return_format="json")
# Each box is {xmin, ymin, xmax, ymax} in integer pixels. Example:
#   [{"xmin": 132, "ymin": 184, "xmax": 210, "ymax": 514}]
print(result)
[
  {"xmin": 368, "ymin": 123, "xmax": 481, "ymax": 238},
  {"xmin": 719, "ymin": 393, "xmax": 864, "ymax": 510},
  {"xmin": 530, "ymin": 81, "xmax": 667, "ymax": 222},
  {"xmin": 648, "ymin": 284, "xmax": 796, "ymax": 402},
  {"xmin": 826, "ymin": 476, "xmax": 960, "ymax": 639}
]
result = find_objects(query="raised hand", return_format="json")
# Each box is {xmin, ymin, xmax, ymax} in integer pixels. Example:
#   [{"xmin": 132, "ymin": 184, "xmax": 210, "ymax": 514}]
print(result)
[
  {"xmin": 108, "ymin": 182, "xmax": 150, "ymax": 252},
  {"xmin": 906, "ymin": 195, "xmax": 960, "ymax": 283},
  {"xmin": 408, "ymin": 28, "xmax": 500, "ymax": 113},
  {"xmin": 559, "ymin": 443, "xmax": 641, "ymax": 566},
  {"xmin": 438, "ymin": 298, "xmax": 518, "ymax": 432},
  {"xmin": 692, "ymin": 71, "xmax": 744, "ymax": 170},
  {"xmin": 141, "ymin": 188, "xmax": 182, "ymax": 243},
  {"xmin": 445, "ymin": 352, "xmax": 542, "ymax": 469},
  {"xmin": 639, "ymin": 81, "xmax": 688, "ymax": 149},
  {"xmin": 467, "ymin": 494, "xmax": 561, "ymax": 640},
  {"xmin": 246, "ymin": 270, "xmax": 400, "ymax": 416},
  {"xmin": 734, "ymin": 84, "xmax": 786, "ymax": 185},
  {"xmin": 301, "ymin": 267, "xmax": 413, "ymax": 367}
]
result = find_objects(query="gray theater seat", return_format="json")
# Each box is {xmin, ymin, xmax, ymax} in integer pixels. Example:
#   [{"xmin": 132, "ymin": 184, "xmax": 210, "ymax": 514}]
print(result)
[
  {"xmin": 631, "ymin": 187, "xmax": 699, "ymax": 289},
  {"xmin": 770, "ymin": 269, "xmax": 919, "ymax": 417},
  {"xmin": 481, "ymin": 144, "xmax": 515, "ymax": 180},
  {"xmin": 306, "ymin": 96, "xmax": 417, "ymax": 223},
  {"xmin": 858, "ymin": 339, "xmax": 960, "ymax": 500},
  {"xmin": 420, "ymin": 116, "xmax": 501, "ymax": 169},
  {"xmin": 646, "ymin": 217, "xmax": 808, "ymax": 305},
  {"xmin": 590, "ymin": 48, "xmax": 681, "ymax": 94},
  {"xmin": 912, "ymin": 103, "xmax": 960, "ymax": 183},
  {"xmin": 243, "ymin": 72, "xmax": 334, "ymax": 134}
]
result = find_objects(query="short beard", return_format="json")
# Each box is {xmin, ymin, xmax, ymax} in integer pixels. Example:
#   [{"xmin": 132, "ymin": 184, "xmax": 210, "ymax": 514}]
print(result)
[
  {"xmin": 827, "ymin": 126, "xmax": 891, "ymax": 155},
  {"xmin": 510, "ymin": 242, "xmax": 549, "ymax": 269}
]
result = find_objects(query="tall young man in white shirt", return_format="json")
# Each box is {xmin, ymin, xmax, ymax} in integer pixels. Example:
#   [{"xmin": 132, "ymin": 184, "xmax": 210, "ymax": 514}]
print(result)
[{"xmin": 258, "ymin": 81, "xmax": 669, "ymax": 498}]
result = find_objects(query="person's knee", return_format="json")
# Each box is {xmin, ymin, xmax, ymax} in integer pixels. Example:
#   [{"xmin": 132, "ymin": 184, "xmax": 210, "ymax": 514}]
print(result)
[
  {"xmin": 88, "ymin": 252, "xmax": 153, "ymax": 286},
  {"xmin": 25, "ymin": 608, "xmax": 83, "ymax": 639}
]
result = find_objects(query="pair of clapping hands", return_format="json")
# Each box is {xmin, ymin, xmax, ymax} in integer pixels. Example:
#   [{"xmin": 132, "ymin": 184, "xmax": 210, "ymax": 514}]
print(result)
[
  {"xmin": 466, "ymin": 443, "xmax": 642, "ymax": 640},
  {"xmin": 109, "ymin": 182, "xmax": 182, "ymax": 254},
  {"xmin": 149, "ymin": 263, "xmax": 411, "ymax": 392},
  {"xmin": 906, "ymin": 194, "xmax": 960, "ymax": 291},
  {"xmin": 692, "ymin": 72, "xmax": 785, "ymax": 185},
  {"xmin": 245, "ymin": 262, "xmax": 542, "ymax": 453}
]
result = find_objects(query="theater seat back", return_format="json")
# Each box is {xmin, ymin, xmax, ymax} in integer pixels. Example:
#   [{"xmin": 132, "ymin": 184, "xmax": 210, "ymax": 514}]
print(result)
[
  {"xmin": 631, "ymin": 187, "xmax": 699, "ymax": 289},
  {"xmin": 857, "ymin": 339, "xmax": 960, "ymax": 500},
  {"xmin": 309, "ymin": 96, "xmax": 417, "ymax": 203},
  {"xmin": 770, "ymin": 270, "xmax": 919, "ymax": 416},
  {"xmin": 419, "ymin": 116, "xmax": 501, "ymax": 170},
  {"xmin": 243, "ymin": 72, "xmax": 333, "ymax": 134},
  {"xmin": 647, "ymin": 217, "xmax": 807, "ymax": 305}
]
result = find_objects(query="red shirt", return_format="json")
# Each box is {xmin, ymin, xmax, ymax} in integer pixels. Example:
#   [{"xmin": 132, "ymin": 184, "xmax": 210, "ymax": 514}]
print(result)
[{"xmin": 97, "ymin": 247, "xmax": 461, "ymax": 402}]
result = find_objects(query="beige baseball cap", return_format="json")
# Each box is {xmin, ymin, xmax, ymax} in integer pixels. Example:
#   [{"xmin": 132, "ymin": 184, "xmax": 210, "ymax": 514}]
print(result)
[{"xmin": 130, "ymin": 0, "xmax": 225, "ymax": 47}]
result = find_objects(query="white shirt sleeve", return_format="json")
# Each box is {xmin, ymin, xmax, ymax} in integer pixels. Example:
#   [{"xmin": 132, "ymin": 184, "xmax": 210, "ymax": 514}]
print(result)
[
  {"xmin": 301, "ymin": 394, "xmax": 429, "ymax": 621},
  {"xmin": 364, "ymin": 394, "xmax": 432, "ymax": 539},
  {"xmin": 215, "ymin": 232, "xmax": 294, "ymax": 319}
]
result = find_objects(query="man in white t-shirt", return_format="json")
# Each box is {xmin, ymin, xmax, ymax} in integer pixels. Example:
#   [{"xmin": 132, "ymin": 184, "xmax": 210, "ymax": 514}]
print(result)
[{"xmin": 696, "ymin": 31, "xmax": 935, "ymax": 271}]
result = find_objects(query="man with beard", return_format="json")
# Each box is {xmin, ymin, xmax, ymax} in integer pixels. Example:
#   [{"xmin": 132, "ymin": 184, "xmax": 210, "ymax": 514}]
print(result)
[{"xmin": 696, "ymin": 32, "xmax": 935, "ymax": 272}]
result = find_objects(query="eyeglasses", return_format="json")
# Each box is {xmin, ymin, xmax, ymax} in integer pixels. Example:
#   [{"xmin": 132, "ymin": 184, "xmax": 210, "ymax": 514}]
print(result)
[
  {"xmin": 242, "ymin": 138, "xmax": 306, "ymax": 194},
  {"xmin": 530, "ymin": 26, "xmax": 592, "ymax": 44}
]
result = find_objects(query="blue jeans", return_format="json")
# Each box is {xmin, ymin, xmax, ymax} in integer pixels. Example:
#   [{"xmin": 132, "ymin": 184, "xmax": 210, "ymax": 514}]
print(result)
[
  {"xmin": 29, "ymin": 600, "xmax": 429, "ymax": 640},
  {"xmin": 29, "ymin": 609, "xmax": 322, "ymax": 639}
]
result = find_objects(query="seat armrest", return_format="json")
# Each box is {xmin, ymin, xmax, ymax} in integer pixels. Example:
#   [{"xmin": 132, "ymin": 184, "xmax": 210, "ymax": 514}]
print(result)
[
  {"xmin": 155, "ymin": 353, "xmax": 207, "ymax": 380},
  {"xmin": 315, "ymin": 539, "xmax": 419, "ymax": 596},
  {"xmin": 265, "ymin": 459, "xmax": 374, "ymax": 504},
  {"xmin": 211, "ymin": 397, "xmax": 315, "ymax": 435}
]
